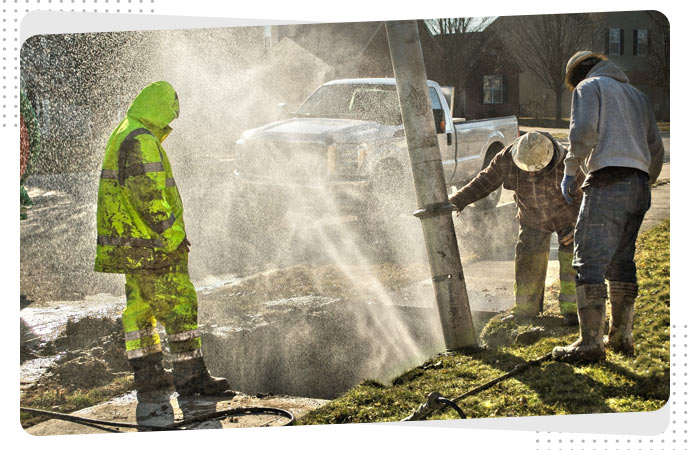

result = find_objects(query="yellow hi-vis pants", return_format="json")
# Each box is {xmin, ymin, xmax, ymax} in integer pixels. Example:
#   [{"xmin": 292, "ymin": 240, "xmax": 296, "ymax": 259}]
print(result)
[
  {"xmin": 513, "ymin": 224, "xmax": 577, "ymax": 316},
  {"xmin": 122, "ymin": 268, "xmax": 203, "ymax": 363}
]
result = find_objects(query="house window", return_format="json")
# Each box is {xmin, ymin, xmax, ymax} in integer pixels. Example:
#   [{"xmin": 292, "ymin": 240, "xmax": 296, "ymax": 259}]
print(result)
[
  {"xmin": 634, "ymin": 29, "xmax": 648, "ymax": 56},
  {"xmin": 608, "ymin": 28, "xmax": 621, "ymax": 55},
  {"xmin": 483, "ymin": 75, "xmax": 503, "ymax": 104}
]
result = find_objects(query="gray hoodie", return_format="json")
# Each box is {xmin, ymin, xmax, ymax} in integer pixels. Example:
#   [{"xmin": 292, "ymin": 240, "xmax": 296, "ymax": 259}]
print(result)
[{"xmin": 564, "ymin": 60, "xmax": 664, "ymax": 183}]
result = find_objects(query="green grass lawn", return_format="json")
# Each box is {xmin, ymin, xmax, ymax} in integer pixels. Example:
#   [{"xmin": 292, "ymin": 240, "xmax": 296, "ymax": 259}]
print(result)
[
  {"xmin": 299, "ymin": 220, "xmax": 670, "ymax": 424},
  {"xmin": 519, "ymin": 118, "xmax": 668, "ymax": 133},
  {"xmin": 518, "ymin": 118, "xmax": 570, "ymax": 129}
]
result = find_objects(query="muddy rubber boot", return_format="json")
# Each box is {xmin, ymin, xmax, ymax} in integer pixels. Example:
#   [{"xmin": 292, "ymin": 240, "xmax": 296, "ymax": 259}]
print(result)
[
  {"xmin": 173, "ymin": 357, "xmax": 236, "ymax": 397},
  {"xmin": 604, "ymin": 281, "xmax": 637, "ymax": 355},
  {"xmin": 552, "ymin": 284, "xmax": 607, "ymax": 363},
  {"xmin": 130, "ymin": 353, "xmax": 175, "ymax": 394}
]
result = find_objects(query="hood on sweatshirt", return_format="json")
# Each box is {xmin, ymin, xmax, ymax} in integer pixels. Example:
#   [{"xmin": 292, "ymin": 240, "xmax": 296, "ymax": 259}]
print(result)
[{"xmin": 585, "ymin": 60, "xmax": 629, "ymax": 84}]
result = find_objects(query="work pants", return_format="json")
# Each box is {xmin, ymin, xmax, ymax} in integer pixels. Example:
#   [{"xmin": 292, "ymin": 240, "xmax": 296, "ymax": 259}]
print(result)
[
  {"xmin": 122, "ymin": 267, "xmax": 203, "ymax": 364},
  {"xmin": 573, "ymin": 171, "xmax": 651, "ymax": 285},
  {"xmin": 514, "ymin": 223, "xmax": 577, "ymax": 316}
]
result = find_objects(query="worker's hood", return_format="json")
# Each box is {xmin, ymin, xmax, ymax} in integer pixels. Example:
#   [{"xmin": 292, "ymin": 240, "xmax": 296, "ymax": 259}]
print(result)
[
  {"xmin": 585, "ymin": 60, "xmax": 629, "ymax": 84},
  {"xmin": 127, "ymin": 81, "xmax": 179, "ymax": 141}
]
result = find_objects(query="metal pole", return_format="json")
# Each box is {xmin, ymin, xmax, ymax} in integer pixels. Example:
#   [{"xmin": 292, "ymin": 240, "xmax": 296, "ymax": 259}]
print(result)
[{"xmin": 385, "ymin": 20, "xmax": 477, "ymax": 350}]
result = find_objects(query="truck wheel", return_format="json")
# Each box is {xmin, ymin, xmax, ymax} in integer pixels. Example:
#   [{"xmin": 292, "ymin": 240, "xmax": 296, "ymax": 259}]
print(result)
[{"xmin": 474, "ymin": 144, "xmax": 504, "ymax": 210}]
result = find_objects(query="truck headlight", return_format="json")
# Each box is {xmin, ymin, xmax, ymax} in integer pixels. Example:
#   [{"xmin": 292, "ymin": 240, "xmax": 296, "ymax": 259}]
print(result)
[{"xmin": 327, "ymin": 143, "xmax": 368, "ymax": 177}]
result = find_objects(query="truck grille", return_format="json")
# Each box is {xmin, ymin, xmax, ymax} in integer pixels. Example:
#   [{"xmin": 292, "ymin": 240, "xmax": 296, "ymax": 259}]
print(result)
[{"xmin": 237, "ymin": 141, "xmax": 327, "ymax": 184}]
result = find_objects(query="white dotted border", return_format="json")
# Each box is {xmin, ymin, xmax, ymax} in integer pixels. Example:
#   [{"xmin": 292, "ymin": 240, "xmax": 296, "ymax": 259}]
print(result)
[
  {"xmin": 536, "ymin": 324, "xmax": 681, "ymax": 449},
  {"xmin": 4, "ymin": 0, "xmax": 156, "ymax": 130}
]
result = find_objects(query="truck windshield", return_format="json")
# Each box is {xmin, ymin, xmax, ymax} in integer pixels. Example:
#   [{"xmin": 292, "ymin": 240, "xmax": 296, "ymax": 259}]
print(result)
[{"xmin": 295, "ymin": 84, "xmax": 403, "ymax": 126}]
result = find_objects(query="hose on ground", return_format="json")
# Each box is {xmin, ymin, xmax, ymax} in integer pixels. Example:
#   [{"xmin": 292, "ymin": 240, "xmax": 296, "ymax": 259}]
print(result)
[
  {"xmin": 436, "ymin": 397, "xmax": 467, "ymax": 419},
  {"xmin": 21, "ymin": 404, "xmax": 295, "ymax": 432},
  {"xmin": 402, "ymin": 352, "xmax": 553, "ymax": 421}
]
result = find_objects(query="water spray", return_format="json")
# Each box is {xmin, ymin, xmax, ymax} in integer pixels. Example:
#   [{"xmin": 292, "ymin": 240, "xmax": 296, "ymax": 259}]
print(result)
[{"xmin": 386, "ymin": 20, "xmax": 477, "ymax": 350}]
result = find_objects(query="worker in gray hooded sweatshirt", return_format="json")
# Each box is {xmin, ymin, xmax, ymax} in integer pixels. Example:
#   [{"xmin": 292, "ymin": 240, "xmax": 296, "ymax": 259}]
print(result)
[{"xmin": 553, "ymin": 51, "xmax": 664, "ymax": 363}]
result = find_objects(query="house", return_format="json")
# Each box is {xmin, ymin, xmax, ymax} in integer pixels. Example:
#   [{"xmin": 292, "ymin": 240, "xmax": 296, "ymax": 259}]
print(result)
[
  {"xmin": 431, "ymin": 31, "xmax": 521, "ymax": 119},
  {"xmin": 597, "ymin": 10, "xmax": 669, "ymax": 120},
  {"xmin": 495, "ymin": 11, "xmax": 669, "ymax": 120},
  {"xmin": 263, "ymin": 20, "xmax": 445, "ymax": 109},
  {"xmin": 265, "ymin": 21, "xmax": 521, "ymax": 121}
]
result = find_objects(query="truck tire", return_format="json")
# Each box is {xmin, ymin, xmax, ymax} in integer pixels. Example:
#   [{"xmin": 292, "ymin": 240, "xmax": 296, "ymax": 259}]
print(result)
[{"xmin": 474, "ymin": 144, "xmax": 504, "ymax": 210}]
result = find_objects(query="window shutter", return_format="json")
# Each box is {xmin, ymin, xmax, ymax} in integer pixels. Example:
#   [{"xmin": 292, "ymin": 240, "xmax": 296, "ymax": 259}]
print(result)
[
  {"xmin": 605, "ymin": 29, "xmax": 610, "ymax": 54},
  {"xmin": 502, "ymin": 75, "xmax": 506, "ymax": 104},
  {"xmin": 620, "ymin": 28, "xmax": 625, "ymax": 55},
  {"xmin": 633, "ymin": 29, "xmax": 638, "ymax": 55},
  {"xmin": 648, "ymin": 31, "xmax": 652, "ymax": 52}
]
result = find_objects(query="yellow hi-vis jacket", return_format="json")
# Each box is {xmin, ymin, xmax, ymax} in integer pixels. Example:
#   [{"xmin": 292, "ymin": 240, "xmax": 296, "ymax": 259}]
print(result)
[{"xmin": 94, "ymin": 81, "xmax": 187, "ymax": 273}]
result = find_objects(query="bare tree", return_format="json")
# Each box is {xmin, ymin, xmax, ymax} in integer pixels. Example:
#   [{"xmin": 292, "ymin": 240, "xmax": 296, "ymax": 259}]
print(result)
[
  {"xmin": 495, "ymin": 13, "xmax": 602, "ymax": 120},
  {"xmin": 645, "ymin": 11, "xmax": 670, "ymax": 121},
  {"xmin": 424, "ymin": 17, "xmax": 498, "ymax": 115}
]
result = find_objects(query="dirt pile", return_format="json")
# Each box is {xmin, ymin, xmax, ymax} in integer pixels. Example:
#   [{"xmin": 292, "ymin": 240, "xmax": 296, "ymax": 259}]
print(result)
[{"xmin": 22, "ymin": 315, "xmax": 128, "ymax": 391}]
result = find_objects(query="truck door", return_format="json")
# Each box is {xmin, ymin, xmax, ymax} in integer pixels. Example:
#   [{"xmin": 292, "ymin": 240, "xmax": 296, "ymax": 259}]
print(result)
[
  {"xmin": 455, "ymin": 124, "xmax": 485, "ymax": 176},
  {"xmin": 428, "ymin": 87, "xmax": 455, "ymax": 183}
]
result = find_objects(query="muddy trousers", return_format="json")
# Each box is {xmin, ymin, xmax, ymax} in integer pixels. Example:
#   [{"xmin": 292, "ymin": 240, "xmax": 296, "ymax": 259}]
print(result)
[
  {"xmin": 572, "ymin": 171, "xmax": 651, "ymax": 285},
  {"xmin": 514, "ymin": 224, "xmax": 577, "ymax": 316},
  {"xmin": 122, "ymin": 270, "xmax": 203, "ymax": 364}
]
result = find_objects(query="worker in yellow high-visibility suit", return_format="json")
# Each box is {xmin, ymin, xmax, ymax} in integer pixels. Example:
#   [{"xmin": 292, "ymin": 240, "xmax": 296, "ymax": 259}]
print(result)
[{"xmin": 95, "ymin": 81, "xmax": 232, "ymax": 397}]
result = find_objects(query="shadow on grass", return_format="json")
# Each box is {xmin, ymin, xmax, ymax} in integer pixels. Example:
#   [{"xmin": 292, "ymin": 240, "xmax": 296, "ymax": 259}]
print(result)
[
  {"xmin": 465, "ymin": 345, "xmax": 668, "ymax": 416},
  {"xmin": 598, "ymin": 360, "xmax": 670, "ymax": 402}
]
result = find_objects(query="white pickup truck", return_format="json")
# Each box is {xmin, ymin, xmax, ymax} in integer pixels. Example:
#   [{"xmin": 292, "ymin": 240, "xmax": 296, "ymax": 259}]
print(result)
[{"xmin": 233, "ymin": 78, "xmax": 519, "ymax": 219}]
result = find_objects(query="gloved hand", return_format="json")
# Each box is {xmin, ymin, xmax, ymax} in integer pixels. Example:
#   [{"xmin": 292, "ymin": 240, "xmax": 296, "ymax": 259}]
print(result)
[
  {"xmin": 180, "ymin": 236, "xmax": 191, "ymax": 253},
  {"xmin": 448, "ymin": 198, "xmax": 464, "ymax": 217},
  {"xmin": 561, "ymin": 175, "xmax": 576, "ymax": 205}
]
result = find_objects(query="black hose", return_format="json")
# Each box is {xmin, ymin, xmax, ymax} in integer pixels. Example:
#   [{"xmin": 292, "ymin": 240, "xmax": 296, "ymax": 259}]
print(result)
[
  {"xmin": 402, "ymin": 352, "xmax": 553, "ymax": 421},
  {"xmin": 21, "ymin": 404, "xmax": 295, "ymax": 432},
  {"xmin": 451, "ymin": 353, "xmax": 552, "ymax": 405},
  {"xmin": 437, "ymin": 397, "xmax": 467, "ymax": 419}
]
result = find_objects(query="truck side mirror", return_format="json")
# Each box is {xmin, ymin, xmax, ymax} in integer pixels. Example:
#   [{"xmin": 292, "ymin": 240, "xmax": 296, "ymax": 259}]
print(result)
[
  {"xmin": 432, "ymin": 109, "xmax": 446, "ymax": 134},
  {"xmin": 277, "ymin": 103, "xmax": 291, "ymax": 119}
]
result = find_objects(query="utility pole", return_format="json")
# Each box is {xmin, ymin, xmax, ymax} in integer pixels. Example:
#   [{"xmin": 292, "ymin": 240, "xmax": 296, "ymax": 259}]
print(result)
[{"xmin": 385, "ymin": 20, "xmax": 477, "ymax": 350}]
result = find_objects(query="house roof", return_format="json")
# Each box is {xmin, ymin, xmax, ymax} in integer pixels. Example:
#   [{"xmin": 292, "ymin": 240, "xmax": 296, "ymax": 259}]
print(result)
[{"xmin": 275, "ymin": 20, "xmax": 443, "ymax": 70}]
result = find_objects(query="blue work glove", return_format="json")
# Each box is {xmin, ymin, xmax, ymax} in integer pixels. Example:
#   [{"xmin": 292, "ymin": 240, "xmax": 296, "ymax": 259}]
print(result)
[{"xmin": 561, "ymin": 175, "xmax": 576, "ymax": 205}]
